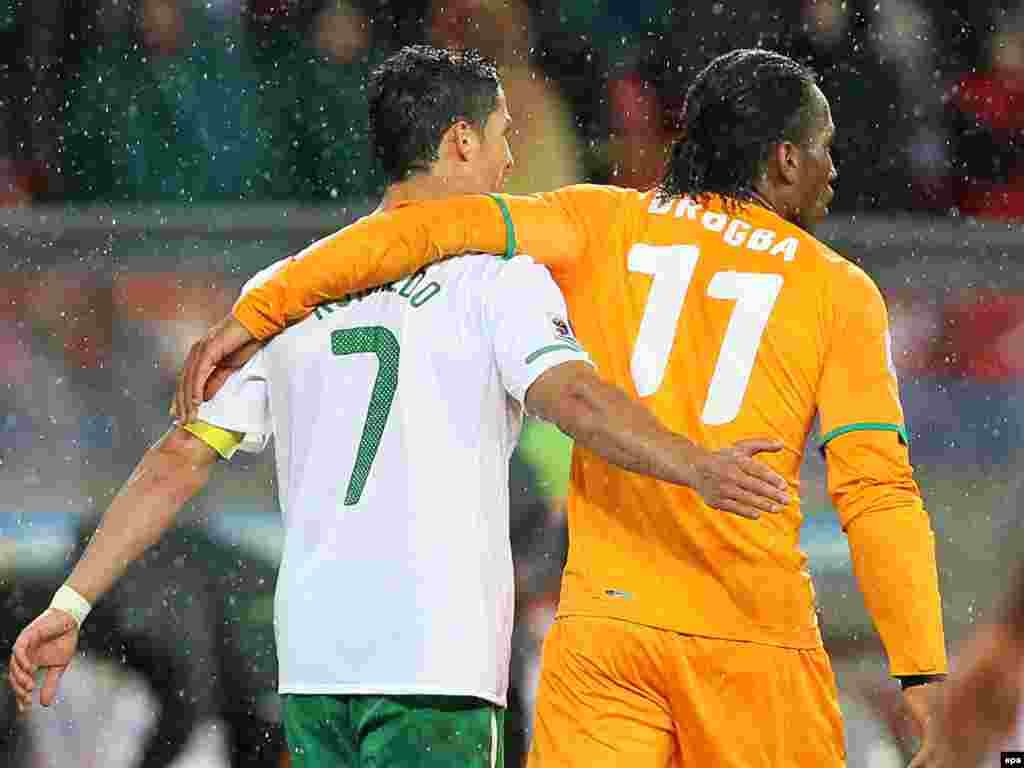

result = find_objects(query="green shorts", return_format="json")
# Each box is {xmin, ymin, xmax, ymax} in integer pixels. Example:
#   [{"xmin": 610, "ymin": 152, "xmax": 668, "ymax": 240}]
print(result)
[{"xmin": 281, "ymin": 693, "xmax": 505, "ymax": 767}]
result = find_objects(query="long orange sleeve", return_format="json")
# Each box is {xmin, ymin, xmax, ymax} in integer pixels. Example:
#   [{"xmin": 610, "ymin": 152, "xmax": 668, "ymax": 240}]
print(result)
[
  {"xmin": 234, "ymin": 195, "xmax": 504, "ymax": 338},
  {"xmin": 232, "ymin": 188, "xmax": 602, "ymax": 339},
  {"xmin": 815, "ymin": 261, "xmax": 947, "ymax": 676},
  {"xmin": 827, "ymin": 431, "xmax": 948, "ymax": 676}
]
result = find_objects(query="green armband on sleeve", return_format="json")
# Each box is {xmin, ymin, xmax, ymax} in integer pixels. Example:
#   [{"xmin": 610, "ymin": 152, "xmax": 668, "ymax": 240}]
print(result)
[{"xmin": 819, "ymin": 422, "xmax": 909, "ymax": 457}]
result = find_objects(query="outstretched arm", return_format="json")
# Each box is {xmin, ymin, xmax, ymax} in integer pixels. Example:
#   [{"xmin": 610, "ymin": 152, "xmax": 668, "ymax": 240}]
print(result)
[
  {"xmin": 7, "ymin": 427, "xmax": 221, "ymax": 711},
  {"xmin": 234, "ymin": 191, "xmax": 591, "ymax": 340},
  {"xmin": 525, "ymin": 362, "xmax": 790, "ymax": 519}
]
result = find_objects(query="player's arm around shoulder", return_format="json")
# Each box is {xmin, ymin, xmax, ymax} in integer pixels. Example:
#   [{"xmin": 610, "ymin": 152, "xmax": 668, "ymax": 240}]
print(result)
[
  {"xmin": 524, "ymin": 364, "xmax": 790, "ymax": 521},
  {"xmin": 488, "ymin": 254, "xmax": 789, "ymax": 521},
  {"xmin": 510, "ymin": 183, "xmax": 637, "ymax": 275}
]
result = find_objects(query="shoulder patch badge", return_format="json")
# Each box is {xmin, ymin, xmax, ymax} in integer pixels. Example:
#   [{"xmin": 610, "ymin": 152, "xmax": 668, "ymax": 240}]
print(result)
[{"xmin": 549, "ymin": 314, "xmax": 577, "ymax": 343}]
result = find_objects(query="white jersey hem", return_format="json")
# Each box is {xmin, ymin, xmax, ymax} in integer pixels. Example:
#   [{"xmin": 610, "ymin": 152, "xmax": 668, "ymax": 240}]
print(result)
[{"xmin": 277, "ymin": 683, "xmax": 506, "ymax": 707}]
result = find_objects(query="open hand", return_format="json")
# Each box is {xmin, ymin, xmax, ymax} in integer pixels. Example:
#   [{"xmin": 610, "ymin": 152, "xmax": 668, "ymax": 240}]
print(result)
[
  {"xmin": 174, "ymin": 315, "xmax": 258, "ymax": 425},
  {"xmin": 8, "ymin": 608, "xmax": 80, "ymax": 712},
  {"xmin": 693, "ymin": 438, "xmax": 790, "ymax": 519}
]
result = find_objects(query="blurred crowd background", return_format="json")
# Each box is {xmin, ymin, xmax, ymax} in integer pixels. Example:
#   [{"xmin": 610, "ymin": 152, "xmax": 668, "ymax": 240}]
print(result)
[
  {"xmin": 3, "ymin": 1, "xmax": 1024, "ymax": 766},
  {"xmin": 7, "ymin": 0, "xmax": 1024, "ymax": 212}
]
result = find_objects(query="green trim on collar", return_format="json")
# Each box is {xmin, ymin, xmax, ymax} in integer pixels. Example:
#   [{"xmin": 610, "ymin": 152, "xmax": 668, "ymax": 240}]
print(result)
[{"xmin": 486, "ymin": 193, "xmax": 517, "ymax": 260}]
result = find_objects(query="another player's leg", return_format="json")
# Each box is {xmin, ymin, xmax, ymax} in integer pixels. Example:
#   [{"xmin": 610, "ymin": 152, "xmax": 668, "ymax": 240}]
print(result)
[
  {"xmin": 527, "ymin": 616, "xmax": 677, "ymax": 768},
  {"xmin": 663, "ymin": 635, "xmax": 846, "ymax": 767}
]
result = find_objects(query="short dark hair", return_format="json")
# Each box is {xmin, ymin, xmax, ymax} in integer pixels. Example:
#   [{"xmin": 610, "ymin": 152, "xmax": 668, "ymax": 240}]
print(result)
[
  {"xmin": 659, "ymin": 49, "xmax": 820, "ymax": 203},
  {"xmin": 368, "ymin": 45, "xmax": 501, "ymax": 184}
]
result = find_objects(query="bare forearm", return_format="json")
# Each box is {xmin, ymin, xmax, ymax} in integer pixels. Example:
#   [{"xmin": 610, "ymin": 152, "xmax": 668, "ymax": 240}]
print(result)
[
  {"xmin": 67, "ymin": 430, "xmax": 214, "ymax": 604},
  {"xmin": 543, "ymin": 374, "xmax": 698, "ymax": 486}
]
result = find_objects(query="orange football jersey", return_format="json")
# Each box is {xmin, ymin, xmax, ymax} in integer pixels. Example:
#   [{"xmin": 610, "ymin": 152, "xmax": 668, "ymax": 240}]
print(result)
[{"xmin": 235, "ymin": 186, "xmax": 947, "ymax": 675}]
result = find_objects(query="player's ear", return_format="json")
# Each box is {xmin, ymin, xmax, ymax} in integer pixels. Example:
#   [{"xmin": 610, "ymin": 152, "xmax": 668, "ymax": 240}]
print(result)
[
  {"xmin": 450, "ymin": 119, "xmax": 479, "ymax": 162},
  {"xmin": 775, "ymin": 141, "xmax": 800, "ymax": 185}
]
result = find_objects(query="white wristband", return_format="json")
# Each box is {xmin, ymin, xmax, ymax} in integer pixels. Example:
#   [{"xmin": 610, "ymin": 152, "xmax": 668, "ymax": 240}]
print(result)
[{"xmin": 50, "ymin": 585, "xmax": 92, "ymax": 628}]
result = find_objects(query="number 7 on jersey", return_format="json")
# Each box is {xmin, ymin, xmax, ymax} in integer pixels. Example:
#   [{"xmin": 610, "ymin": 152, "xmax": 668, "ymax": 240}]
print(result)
[
  {"xmin": 628, "ymin": 243, "xmax": 783, "ymax": 425},
  {"xmin": 331, "ymin": 326, "xmax": 400, "ymax": 505}
]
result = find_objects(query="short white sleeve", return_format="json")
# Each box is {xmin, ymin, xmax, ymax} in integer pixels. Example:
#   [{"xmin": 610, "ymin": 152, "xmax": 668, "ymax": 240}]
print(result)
[
  {"xmin": 195, "ymin": 349, "xmax": 271, "ymax": 454},
  {"xmin": 486, "ymin": 255, "xmax": 593, "ymax": 405}
]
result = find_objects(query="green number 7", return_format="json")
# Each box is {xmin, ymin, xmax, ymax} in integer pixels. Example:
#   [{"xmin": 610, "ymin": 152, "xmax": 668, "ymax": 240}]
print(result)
[{"xmin": 331, "ymin": 326, "xmax": 400, "ymax": 505}]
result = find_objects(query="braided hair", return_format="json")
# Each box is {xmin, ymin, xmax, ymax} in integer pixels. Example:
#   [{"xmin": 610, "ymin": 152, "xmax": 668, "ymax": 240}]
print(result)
[{"xmin": 659, "ymin": 49, "xmax": 819, "ymax": 205}]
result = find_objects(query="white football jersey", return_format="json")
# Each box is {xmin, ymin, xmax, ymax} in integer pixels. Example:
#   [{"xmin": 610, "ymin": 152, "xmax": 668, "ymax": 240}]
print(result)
[{"xmin": 196, "ymin": 252, "xmax": 591, "ymax": 705}]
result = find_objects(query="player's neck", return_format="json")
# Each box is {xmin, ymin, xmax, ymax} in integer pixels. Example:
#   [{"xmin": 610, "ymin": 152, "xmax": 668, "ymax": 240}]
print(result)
[
  {"xmin": 750, "ymin": 188, "xmax": 782, "ymax": 216},
  {"xmin": 751, "ymin": 181, "xmax": 798, "ymax": 224},
  {"xmin": 380, "ymin": 173, "xmax": 480, "ymax": 212}
]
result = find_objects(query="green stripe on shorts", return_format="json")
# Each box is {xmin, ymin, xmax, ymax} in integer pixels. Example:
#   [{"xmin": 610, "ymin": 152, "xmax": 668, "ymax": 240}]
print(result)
[{"xmin": 282, "ymin": 693, "xmax": 504, "ymax": 767}]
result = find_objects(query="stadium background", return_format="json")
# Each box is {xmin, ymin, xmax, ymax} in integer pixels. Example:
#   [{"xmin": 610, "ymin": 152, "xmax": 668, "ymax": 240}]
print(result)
[{"xmin": 1, "ymin": 0, "xmax": 1023, "ymax": 765}]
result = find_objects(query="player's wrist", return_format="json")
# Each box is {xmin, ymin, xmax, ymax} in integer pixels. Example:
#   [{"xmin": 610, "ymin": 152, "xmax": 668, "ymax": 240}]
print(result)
[
  {"xmin": 897, "ymin": 673, "xmax": 947, "ymax": 690},
  {"xmin": 679, "ymin": 439, "xmax": 709, "ymax": 489},
  {"xmin": 49, "ymin": 584, "xmax": 92, "ymax": 628}
]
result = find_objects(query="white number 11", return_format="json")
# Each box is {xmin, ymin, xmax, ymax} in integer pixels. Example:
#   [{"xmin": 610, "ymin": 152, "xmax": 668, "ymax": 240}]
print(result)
[{"xmin": 628, "ymin": 243, "xmax": 783, "ymax": 425}]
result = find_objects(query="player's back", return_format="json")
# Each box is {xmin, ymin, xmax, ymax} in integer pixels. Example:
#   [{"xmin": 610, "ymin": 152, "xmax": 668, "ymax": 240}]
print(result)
[
  {"xmin": 555, "ymin": 189, "xmax": 901, "ymax": 648},
  {"xmin": 231, "ymin": 253, "xmax": 542, "ymax": 705}
]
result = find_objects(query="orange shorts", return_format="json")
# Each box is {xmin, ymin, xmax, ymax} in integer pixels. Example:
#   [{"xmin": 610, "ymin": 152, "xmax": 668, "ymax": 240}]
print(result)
[{"xmin": 527, "ymin": 616, "xmax": 846, "ymax": 768}]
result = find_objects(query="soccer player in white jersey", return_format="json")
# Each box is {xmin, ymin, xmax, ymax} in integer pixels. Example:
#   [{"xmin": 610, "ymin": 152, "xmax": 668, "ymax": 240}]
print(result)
[{"xmin": 8, "ymin": 46, "xmax": 790, "ymax": 767}]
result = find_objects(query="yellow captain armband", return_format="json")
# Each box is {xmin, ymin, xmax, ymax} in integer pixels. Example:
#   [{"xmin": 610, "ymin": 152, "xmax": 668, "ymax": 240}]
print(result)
[{"xmin": 183, "ymin": 421, "xmax": 245, "ymax": 460}]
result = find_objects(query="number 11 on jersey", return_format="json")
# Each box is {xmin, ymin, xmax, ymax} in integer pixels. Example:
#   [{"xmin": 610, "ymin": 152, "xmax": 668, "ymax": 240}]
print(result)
[{"xmin": 628, "ymin": 243, "xmax": 783, "ymax": 425}]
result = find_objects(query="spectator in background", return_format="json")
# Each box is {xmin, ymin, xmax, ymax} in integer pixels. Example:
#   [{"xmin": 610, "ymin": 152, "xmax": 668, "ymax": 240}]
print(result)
[
  {"xmin": 429, "ymin": 0, "xmax": 582, "ymax": 193},
  {"xmin": 62, "ymin": 0, "xmax": 289, "ymax": 202},
  {"xmin": 0, "ymin": 0, "xmax": 44, "ymax": 204},
  {"xmin": 864, "ymin": 0, "xmax": 950, "ymax": 211},
  {"xmin": 782, "ymin": 0, "xmax": 920, "ymax": 211},
  {"xmin": 529, "ymin": 0, "xmax": 676, "ymax": 187},
  {"xmin": 593, "ymin": 1, "xmax": 796, "ymax": 189},
  {"xmin": 933, "ymin": 557, "xmax": 1024, "ymax": 766},
  {"xmin": 947, "ymin": 4, "xmax": 1024, "ymax": 219},
  {"xmin": 250, "ymin": 0, "xmax": 384, "ymax": 203},
  {"xmin": 603, "ymin": 51, "xmax": 672, "ymax": 189}
]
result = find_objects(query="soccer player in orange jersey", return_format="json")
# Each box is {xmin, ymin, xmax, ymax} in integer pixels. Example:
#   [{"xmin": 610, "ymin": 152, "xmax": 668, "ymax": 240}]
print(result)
[{"xmin": 177, "ymin": 50, "xmax": 952, "ymax": 767}]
